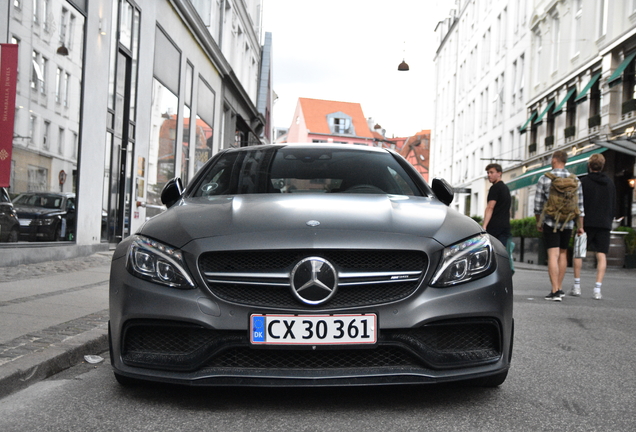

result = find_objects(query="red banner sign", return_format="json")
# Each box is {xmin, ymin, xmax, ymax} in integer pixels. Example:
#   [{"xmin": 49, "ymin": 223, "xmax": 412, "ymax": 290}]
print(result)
[{"xmin": 0, "ymin": 44, "xmax": 18, "ymax": 188}]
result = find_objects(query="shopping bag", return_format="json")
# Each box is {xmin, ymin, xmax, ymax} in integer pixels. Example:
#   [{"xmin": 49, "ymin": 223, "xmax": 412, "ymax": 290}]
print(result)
[
  {"xmin": 506, "ymin": 238, "xmax": 515, "ymax": 275},
  {"xmin": 574, "ymin": 233, "xmax": 587, "ymax": 258}
]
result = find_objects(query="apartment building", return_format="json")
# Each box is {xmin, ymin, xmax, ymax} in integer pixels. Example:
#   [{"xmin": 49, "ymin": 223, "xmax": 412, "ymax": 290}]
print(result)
[{"xmin": 432, "ymin": 0, "xmax": 532, "ymax": 218}]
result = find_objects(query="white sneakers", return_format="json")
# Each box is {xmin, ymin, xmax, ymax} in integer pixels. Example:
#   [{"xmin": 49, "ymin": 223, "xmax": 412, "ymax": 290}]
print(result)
[{"xmin": 570, "ymin": 285, "xmax": 602, "ymax": 299}]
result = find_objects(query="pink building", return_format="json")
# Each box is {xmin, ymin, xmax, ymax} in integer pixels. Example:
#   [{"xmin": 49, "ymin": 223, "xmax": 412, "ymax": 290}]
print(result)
[{"xmin": 286, "ymin": 98, "xmax": 374, "ymax": 145}]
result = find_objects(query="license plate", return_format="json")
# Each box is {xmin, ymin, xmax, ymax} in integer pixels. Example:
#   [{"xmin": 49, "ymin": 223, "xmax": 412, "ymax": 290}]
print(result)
[{"xmin": 250, "ymin": 314, "xmax": 377, "ymax": 345}]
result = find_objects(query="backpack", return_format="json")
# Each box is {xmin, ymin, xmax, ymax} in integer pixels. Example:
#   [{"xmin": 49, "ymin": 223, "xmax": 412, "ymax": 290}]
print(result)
[{"xmin": 541, "ymin": 172, "xmax": 580, "ymax": 232}]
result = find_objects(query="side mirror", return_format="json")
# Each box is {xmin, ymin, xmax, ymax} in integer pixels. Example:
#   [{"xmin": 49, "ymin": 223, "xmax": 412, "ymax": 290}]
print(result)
[
  {"xmin": 161, "ymin": 178, "xmax": 184, "ymax": 208},
  {"xmin": 431, "ymin": 178, "xmax": 454, "ymax": 206}
]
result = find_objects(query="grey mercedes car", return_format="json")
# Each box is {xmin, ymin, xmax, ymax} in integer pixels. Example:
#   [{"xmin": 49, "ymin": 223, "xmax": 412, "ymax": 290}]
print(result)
[{"xmin": 109, "ymin": 144, "xmax": 513, "ymax": 388}]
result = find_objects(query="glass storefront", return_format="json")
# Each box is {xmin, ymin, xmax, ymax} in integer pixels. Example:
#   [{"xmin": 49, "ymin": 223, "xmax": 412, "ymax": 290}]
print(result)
[{"xmin": 3, "ymin": 0, "xmax": 84, "ymax": 245}]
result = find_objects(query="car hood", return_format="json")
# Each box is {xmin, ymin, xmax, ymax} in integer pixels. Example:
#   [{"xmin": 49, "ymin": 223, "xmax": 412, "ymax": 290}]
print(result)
[
  {"xmin": 15, "ymin": 206, "xmax": 63, "ymax": 218},
  {"xmin": 138, "ymin": 194, "xmax": 482, "ymax": 249}
]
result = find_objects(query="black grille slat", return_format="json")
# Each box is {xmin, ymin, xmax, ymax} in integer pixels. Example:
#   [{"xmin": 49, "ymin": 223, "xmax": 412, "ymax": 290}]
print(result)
[
  {"xmin": 198, "ymin": 250, "xmax": 427, "ymax": 308},
  {"xmin": 208, "ymin": 281, "xmax": 420, "ymax": 308},
  {"xmin": 206, "ymin": 347, "xmax": 420, "ymax": 369}
]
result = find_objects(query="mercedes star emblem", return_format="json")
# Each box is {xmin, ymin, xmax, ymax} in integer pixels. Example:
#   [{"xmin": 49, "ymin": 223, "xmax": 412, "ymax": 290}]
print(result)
[{"xmin": 290, "ymin": 257, "xmax": 338, "ymax": 305}]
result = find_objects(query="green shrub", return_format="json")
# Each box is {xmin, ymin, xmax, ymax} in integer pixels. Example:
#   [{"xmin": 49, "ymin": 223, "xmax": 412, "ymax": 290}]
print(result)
[
  {"xmin": 471, "ymin": 215, "xmax": 484, "ymax": 225},
  {"xmin": 510, "ymin": 217, "xmax": 541, "ymax": 238}
]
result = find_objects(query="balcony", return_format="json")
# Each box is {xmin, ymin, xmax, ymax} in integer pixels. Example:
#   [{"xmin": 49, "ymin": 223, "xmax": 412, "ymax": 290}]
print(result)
[
  {"xmin": 622, "ymin": 99, "xmax": 636, "ymax": 121},
  {"xmin": 588, "ymin": 114, "xmax": 601, "ymax": 133},
  {"xmin": 528, "ymin": 143, "xmax": 537, "ymax": 155},
  {"xmin": 564, "ymin": 126, "xmax": 576, "ymax": 142},
  {"xmin": 544, "ymin": 136, "xmax": 554, "ymax": 150}
]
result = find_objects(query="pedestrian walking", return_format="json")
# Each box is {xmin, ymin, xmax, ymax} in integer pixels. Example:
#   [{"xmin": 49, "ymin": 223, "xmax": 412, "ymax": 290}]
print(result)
[
  {"xmin": 534, "ymin": 150, "xmax": 585, "ymax": 302},
  {"xmin": 571, "ymin": 153, "xmax": 615, "ymax": 300},
  {"xmin": 482, "ymin": 163, "xmax": 512, "ymax": 247}
]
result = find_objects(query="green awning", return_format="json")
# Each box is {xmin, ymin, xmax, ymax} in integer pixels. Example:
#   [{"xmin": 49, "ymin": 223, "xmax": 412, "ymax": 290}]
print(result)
[
  {"xmin": 574, "ymin": 72, "xmax": 601, "ymax": 104},
  {"xmin": 506, "ymin": 148, "xmax": 607, "ymax": 192},
  {"xmin": 534, "ymin": 100, "xmax": 555, "ymax": 124},
  {"xmin": 519, "ymin": 111, "xmax": 537, "ymax": 134},
  {"xmin": 608, "ymin": 51, "xmax": 636, "ymax": 88},
  {"xmin": 553, "ymin": 88, "xmax": 577, "ymax": 115}
]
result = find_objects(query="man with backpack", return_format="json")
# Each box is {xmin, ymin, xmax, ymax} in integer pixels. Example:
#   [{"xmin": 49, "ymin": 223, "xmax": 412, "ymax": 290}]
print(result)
[{"xmin": 534, "ymin": 150, "xmax": 585, "ymax": 302}]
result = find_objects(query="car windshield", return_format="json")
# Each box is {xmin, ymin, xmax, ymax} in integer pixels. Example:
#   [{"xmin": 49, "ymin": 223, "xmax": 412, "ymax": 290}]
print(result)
[
  {"xmin": 191, "ymin": 147, "xmax": 423, "ymax": 197},
  {"xmin": 14, "ymin": 194, "xmax": 63, "ymax": 209}
]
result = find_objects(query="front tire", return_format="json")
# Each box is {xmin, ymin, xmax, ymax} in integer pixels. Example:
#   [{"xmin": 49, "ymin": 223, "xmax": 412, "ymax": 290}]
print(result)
[{"xmin": 8, "ymin": 228, "xmax": 19, "ymax": 242}]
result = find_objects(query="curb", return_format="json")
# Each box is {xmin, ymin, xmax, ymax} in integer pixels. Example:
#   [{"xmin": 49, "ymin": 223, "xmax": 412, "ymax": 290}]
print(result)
[{"xmin": 0, "ymin": 326, "xmax": 108, "ymax": 400}]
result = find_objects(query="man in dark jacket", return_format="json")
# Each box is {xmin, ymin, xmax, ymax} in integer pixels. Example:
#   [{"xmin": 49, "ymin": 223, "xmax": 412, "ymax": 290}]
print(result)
[{"xmin": 571, "ymin": 153, "xmax": 615, "ymax": 300}]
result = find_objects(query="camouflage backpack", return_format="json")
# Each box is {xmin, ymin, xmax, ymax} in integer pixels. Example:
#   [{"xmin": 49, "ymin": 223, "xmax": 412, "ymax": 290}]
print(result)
[{"xmin": 541, "ymin": 172, "xmax": 580, "ymax": 232}]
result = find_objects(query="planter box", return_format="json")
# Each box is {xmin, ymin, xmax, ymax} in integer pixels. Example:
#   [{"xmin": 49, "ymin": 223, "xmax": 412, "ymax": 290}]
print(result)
[
  {"xmin": 519, "ymin": 237, "xmax": 547, "ymax": 265},
  {"xmin": 625, "ymin": 253, "xmax": 636, "ymax": 269}
]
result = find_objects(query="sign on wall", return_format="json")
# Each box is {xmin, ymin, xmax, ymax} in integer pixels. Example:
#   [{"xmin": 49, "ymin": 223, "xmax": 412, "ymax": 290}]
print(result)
[{"xmin": 0, "ymin": 44, "xmax": 18, "ymax": 188}]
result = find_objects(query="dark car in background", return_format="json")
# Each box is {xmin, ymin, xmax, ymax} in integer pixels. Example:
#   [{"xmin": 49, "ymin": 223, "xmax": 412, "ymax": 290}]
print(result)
[
  {"xmin": 13, "ymin": 192, "xmax": 76, "ymax": 241},
  {"xmin": 0, "ymin": 187, "xmax": 20, "ymax": 243},
  {"xmin": 109, "ymin": 144, "xmax": 514, "ymax": 389}
]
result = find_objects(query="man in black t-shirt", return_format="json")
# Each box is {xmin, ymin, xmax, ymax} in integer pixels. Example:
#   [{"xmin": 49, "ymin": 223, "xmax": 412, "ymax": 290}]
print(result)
[{"xmin": 483, "ymin": 163, "xmax": 511, "ymax": 246}]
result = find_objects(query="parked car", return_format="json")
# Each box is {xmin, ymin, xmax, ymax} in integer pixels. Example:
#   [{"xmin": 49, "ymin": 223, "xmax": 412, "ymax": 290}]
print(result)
[
  {"xmin": 13, "ymin": 192, "xmax": 76, "ymax": 241},
  {"xmin": 0, "ymin": 187, "xmax": 20, "ymax": 243},
  {"xmin": 109, "ymin": 144, "xmax": 514, "ymax": 388}
]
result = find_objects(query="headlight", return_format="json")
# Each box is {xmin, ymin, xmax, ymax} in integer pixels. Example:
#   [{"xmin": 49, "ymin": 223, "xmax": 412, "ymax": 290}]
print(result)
[
  {"xmin": 34, "ymin": 218, "xmax": 55, "ymax": 226},
  {"xmin": 126, "ymin": 235, "xmax": 195, "ymax": 289},
  {"xmin": 430, "ymin": 234, "xmax": 494, "ymax": 287}
]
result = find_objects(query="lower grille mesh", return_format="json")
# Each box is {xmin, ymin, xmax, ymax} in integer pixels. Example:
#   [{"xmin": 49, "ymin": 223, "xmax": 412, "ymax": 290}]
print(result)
[{"xmin": 121, "ymin": 319, "xmax": 502, "ymax": 371}]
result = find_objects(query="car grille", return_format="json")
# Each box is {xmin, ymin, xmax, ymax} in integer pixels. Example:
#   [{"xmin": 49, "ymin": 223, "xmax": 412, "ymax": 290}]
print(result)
[
  {"xmin": 197, "ymin": 249, "xmax": 427, "ymax": 309},
  {"xmin": 120, "ymin": 319, "xmax": 501, "ymax": 372}
]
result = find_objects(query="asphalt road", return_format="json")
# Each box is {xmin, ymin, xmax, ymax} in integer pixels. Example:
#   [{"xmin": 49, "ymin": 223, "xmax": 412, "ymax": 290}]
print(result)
[{"xmin": 0, "ymin": 266, "xmax": 634, "ymax": 432}]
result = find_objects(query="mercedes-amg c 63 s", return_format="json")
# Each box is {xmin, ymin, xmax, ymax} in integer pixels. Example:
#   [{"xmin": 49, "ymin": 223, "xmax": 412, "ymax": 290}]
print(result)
[{"xmin": 109, "ymin": 144, "xmax": 513, "ymax": 388}]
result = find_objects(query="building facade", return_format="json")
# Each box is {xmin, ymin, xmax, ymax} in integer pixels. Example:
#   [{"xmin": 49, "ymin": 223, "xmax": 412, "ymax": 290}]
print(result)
[
  {"xmin": 432, "ymin": 0, "xmax": 532, "ymax": 219},
  {"xmin": 509, "ymin": 0, "xmax": 636, "ymax": 227},
  {"xmin": 0, "ymin": 0, "xmax": 272, "ymax": 264}
]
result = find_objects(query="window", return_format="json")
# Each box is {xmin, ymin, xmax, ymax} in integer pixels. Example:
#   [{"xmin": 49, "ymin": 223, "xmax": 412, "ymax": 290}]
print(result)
[
  {"xmin": 333, "ymin": 118, "xmax": 350, "ymax": 134},
  {"xmin": 42, "ymin": 0, "xmax": 50, "ymax": 31},
  {"xmin": 327, "ymin": 113, "xmax": 353, "ymax": 135},
  {"xmin": 533, "ymin": 31, "xmax": 542, "ymax": 84},
  {"xmin": 31, "ymin": 50, "xmax": 42, "ymax": 90},
  {"xmin": 33, "ymin": 0, "xmax": 40, "ymax": 24},
  {"xmin": 63, "ymin": 72, "xmax": 70, "ymax": 107},
  {"xmin": 39, "ymin": 56, "xmax": 47, "ymax": 94},
  {"xmin": 550, "ymin": 15, "xmax": 560, "ymax": 73},
  {"xmin": 29, "ymin": 115, "xmax": 37, "ymax": 141},
  {"xmin": 598, "ymin": 0, "xmax": 608, "ymax": 38},
  {"xmin": 55, "ymin": 68, "xmax": 62, "ymax": 103},
  {"xmin": 59, "ymin": 8, "xmax": 68, "ymax": 45},
  {"xmin": 572, "ymin": 0, "xmax": 582, "ymax": 57},
  {"xmin": 58, "ymin": 128, "xmax": 65, "ymax": 155},
  {"xmin": 43, "ymin": 120, "xmax": 50, "ymax": 150}
]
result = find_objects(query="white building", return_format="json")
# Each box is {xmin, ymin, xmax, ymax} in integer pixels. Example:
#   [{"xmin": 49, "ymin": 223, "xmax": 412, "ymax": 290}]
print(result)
[
  {"xmin": 509, "ymin": 0, "xmax": 636, "ymax": 226},
  {"xmin": 0, "ymin": 0, "xmax": 272, "ymax": 265},
  {"xmin": 432, "ymin": 0, "xmax": 532, "ymax": 219}
]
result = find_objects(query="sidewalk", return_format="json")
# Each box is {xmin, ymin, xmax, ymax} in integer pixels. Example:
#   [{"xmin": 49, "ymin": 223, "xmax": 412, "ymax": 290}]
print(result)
[{"xmin": 0, "ymin": 251, "xmax": 113, "ymax": 399}]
